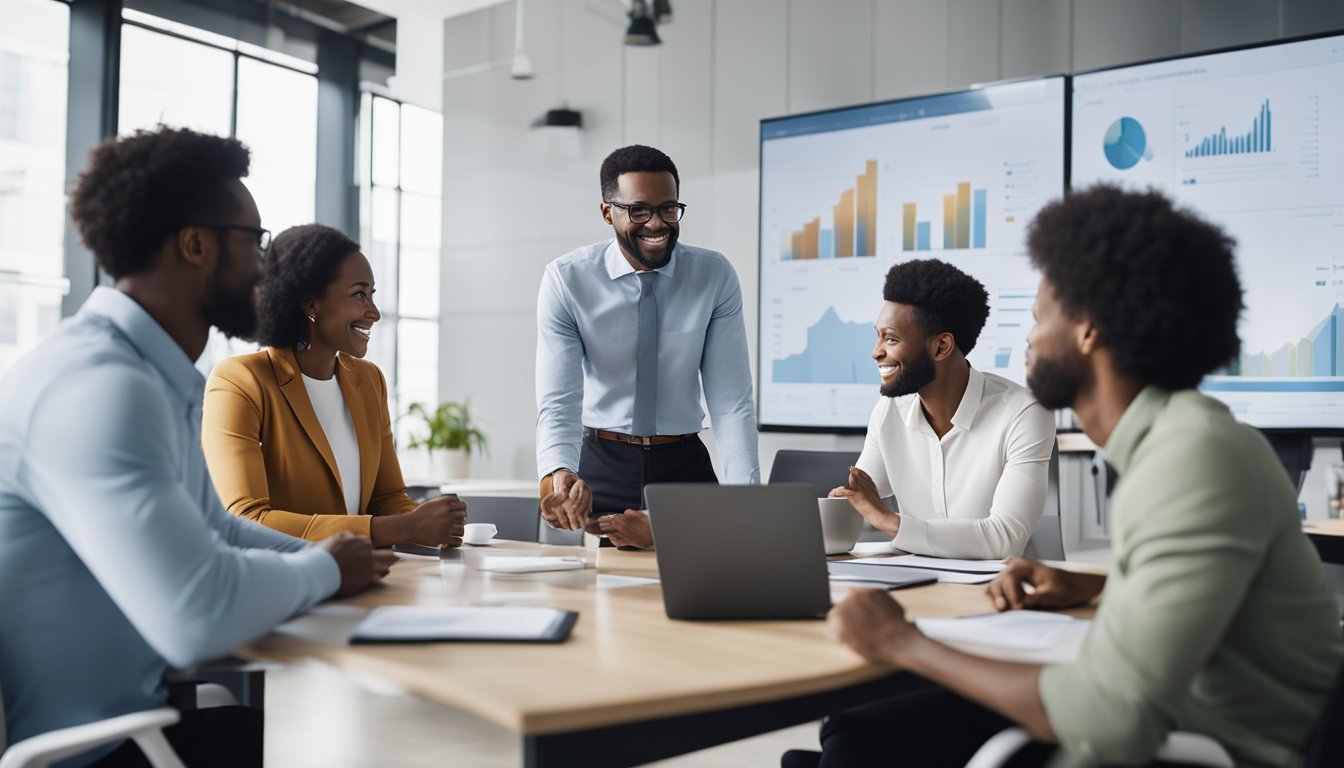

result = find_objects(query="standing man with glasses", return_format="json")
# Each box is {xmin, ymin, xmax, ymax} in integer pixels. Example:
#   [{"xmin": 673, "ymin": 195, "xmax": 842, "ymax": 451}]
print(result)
[{"xmin": 536, "ymin": 144, "xmax": 759, "ymax": 548}]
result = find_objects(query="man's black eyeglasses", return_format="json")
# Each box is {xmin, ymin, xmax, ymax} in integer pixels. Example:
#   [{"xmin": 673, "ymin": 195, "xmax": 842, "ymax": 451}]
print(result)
[
  {"xmin": 604, "ymin": 201, "xmax": 686, "ymax": 224},
  {"xmin": 184, "ymin": 223, "xmax": 272, "ymax": 251}
]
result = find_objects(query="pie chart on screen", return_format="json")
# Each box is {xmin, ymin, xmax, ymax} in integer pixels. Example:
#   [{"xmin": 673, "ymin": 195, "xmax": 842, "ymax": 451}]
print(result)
[{"xmin": 1103, "ymin": 117, "xmax": 1148, "ymax": 170}]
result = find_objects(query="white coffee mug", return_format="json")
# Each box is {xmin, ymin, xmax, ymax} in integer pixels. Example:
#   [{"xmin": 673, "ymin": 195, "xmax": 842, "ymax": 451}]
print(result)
[
  {"xmin": 817, "ymin": 497, "xmax": 864, "ymax": 555},
  {"xmin": 462, "ymin": 522, "xmax": 498, "ymax": 545}
]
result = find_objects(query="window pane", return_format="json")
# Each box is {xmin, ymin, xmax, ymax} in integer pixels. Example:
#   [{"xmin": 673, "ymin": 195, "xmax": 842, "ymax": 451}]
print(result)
[
  {"xmin": 368, "ymin": 186, "xmax": 398, "ymax": 310},
  {"xmin": 396, "ymin": 317, "xmax": 438, "ymax": 418},
  {"xmin": 122, "ymin": 8, "xmax": 237, "ymax": 50},
  {"xmin": 371, "ymin": 96, "xmax": 399, "ymax": 188},
  {"xmin": 399, "ymin": 103, "xmax": 442, "ymax": 196},
  {"xmin": 0, "ymin": 281, "xmax": 64, "ymax": 374},
  {"xmin": 357, "ymin": 91, "xmax": 372, "ymax": 188},
  {"xmin": 371, "ymin": 185, "xmax": 398, "ymax": 243},
  {"xmin": 0, "ymin": 0, "xmax": 68, "ymax": 280},
  {"xmin": 235, "ymin": 57, "xmax": 317, "ymax": 235},
  {"xmin": 118, "ymin": 24, "xmax": 232, "ymax": 136},
  {"xmin": 0, "ymin": 0, "xmax": 69, "ymax": 378},
  {"xmin": 399, "ymin": 191, "xmax": 440, "ymax": 251},
  {"xmin": 365, "ymin": 238, "xmax": 398, "ymax": 317},
  {"xmin": 398, "ymin": 246, "xmax": 440, "ymax": 318}
]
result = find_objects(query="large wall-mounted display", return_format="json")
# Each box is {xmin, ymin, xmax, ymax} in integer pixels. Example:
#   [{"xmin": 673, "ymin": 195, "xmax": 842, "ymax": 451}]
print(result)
[
  {"xmin": 1073, "ymin": 33, "xmax": 1344, "ymax": 430},
  {"xmin": 757, "ymin": 77, "xmax": 1066, "ymax": 430}
]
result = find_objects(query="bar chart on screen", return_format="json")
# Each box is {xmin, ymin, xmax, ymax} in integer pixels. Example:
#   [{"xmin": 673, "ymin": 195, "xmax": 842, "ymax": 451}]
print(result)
[
  {"xmin": 779, "ymin": 160, "xmax": 878, "ymax": 261},
  {"xmin": 759, "ymin": 77, "xmax": 1064, "ymax": 429}
]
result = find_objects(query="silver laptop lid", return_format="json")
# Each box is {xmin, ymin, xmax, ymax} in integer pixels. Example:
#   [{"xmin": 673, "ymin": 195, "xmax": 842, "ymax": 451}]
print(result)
[{"xmin": 645, "ymin": 483, "xmax": 832, "ymax": 620}]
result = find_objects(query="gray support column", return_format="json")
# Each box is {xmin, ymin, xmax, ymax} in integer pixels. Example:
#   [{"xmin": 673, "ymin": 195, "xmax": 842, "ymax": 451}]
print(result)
[
  {"xmin": 315, "ymin": 32, "xmax": 360, "ymax": 237},
  {"xmin": 62, "ymin": 0, "xmax": 122, "ymax": 316}
]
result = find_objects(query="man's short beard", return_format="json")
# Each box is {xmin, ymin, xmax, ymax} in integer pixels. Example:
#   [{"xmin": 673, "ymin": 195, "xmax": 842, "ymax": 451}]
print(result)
[
  {"xmin": 879, "ymin": 347, "xmax": 936, "ymax": 398},
  {"xmin": 615, "ymin": 227, "xmax": 677, "ymax": 270},
  {"xmin": 1027, "ymin": 354, "xmax": 1084, "ymax": 410},
  {"xmin": 205, "ymin": 240, "xmax": 259, "ymax": 340}
]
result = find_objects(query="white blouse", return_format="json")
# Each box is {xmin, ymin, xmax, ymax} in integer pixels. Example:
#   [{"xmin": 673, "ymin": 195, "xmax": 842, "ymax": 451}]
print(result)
[{"xmin": 302, "ymin": 373, "xmax": 362, "ymax": 515}]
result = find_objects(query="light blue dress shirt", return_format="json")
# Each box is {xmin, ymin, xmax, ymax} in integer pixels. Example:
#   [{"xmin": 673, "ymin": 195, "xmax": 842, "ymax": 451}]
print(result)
[
  {"xmin": 0, "ymin": 288, "xmax": 339, "ymax": 767},
  {"xmin": 536, "ymin": 240, "xmax": 760, "ymax": 484}
]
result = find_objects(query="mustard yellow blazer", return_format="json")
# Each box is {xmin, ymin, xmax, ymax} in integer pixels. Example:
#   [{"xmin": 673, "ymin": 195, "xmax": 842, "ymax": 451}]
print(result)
[{"xmin": 202, "ymin": 346, "xmax": 416, "ymax": 540}]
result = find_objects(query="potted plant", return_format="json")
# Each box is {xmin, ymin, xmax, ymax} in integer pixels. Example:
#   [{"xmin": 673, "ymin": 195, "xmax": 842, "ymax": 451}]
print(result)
[{"xmin": 406, "ymin": 400, "xmax": 488, "ymax": 480}]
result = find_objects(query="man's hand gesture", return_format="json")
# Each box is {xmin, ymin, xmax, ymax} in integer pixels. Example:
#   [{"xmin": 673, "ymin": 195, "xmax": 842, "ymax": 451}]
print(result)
[{"xmin": 540, "ymin": 470, "xmax": 592, "ymax": 530}]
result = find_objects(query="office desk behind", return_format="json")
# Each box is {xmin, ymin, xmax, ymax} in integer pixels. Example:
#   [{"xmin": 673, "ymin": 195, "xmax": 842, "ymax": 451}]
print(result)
[{"xmin": 240, "ymin": 542, "xmax": 1094, "ymax": 767}]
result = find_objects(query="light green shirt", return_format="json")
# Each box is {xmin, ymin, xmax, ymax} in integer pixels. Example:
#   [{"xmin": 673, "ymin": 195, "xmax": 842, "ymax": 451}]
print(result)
[{"xmin": 1039, "ymin": 387, "xmax": 1344, "ymax": 767}]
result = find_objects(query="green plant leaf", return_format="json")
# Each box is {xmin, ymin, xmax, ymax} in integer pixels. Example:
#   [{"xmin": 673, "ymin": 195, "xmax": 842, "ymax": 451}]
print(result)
[{"xmin": 403, "ymin": 399, "xmax": 489, "ymax": 456}]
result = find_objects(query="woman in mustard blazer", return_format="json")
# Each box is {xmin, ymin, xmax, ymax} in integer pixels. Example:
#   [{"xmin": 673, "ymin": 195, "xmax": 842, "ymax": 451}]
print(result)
[{"xmin": 203, "ymin": 224, "xmax": 466, "ymax": 545}]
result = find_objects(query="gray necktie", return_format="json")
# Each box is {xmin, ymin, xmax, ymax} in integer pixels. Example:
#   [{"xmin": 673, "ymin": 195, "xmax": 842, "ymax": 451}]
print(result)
[{"xmin": 632, "ymin": 271, "xmax": 659, "ymax": 437}]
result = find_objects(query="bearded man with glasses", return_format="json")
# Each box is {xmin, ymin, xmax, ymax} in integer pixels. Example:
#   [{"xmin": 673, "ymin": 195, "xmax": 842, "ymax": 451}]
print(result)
[{"xmin": 535, "ymin": 144, "xmax": 759, "ymax": 549}]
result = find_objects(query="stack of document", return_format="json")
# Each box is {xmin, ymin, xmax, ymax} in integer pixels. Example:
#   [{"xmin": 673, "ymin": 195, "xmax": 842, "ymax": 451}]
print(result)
[
  {"xmin": 844, "ymin": 555, "xmax": 1006, "ymax": 584},
  {"xmin": 827, "ymin": 561, "xmax": 937, "ymax": 590},
  {"xmin": 916, "ymin": 611, "xmax": 1089, "ymax": 664},
  {"xmin": 349, "ymin": 606, "xmax": 578, "ymax": 644}
]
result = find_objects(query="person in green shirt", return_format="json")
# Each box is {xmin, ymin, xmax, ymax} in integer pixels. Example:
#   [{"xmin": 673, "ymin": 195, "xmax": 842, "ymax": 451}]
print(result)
[{"xmin": 800, "ymin": 185, "xmax": 1344, "ymax": 768}]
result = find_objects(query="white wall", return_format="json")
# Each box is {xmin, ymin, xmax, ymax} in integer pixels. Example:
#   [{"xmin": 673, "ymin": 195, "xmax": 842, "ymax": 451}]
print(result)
[{"xmin": 437, "ymin": 0, "xmax": 1344, "ymax": 495}]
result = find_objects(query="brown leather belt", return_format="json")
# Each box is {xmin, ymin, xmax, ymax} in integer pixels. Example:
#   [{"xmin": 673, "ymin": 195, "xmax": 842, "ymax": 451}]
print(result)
[{"xmin": 585, "ymin": 428, "xmax": 696, "ymax": 446}]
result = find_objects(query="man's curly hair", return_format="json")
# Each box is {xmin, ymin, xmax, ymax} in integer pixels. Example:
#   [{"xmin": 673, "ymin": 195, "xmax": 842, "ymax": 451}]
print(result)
[
  {"xmin": 600, "ymin": 145, "xmax": 679, "ymax": 200},
  {"xmin": 255, "ymin": 224, "xmax": 362, "ymax": 348},
  {"xmin": 882, "ymin": 259, "xmax": 990, "ymax": 355},
  {"xmin": 69, "ymin": 127, "xmax": 250, "ymax": 278},
  {"xmin": 1027, "ymin": 184, "xmax": 1243, "ymax": 389}
]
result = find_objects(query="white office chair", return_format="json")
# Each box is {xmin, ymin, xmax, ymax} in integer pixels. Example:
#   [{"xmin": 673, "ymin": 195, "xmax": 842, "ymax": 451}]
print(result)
[
  {"xmin": 964, "ymin": 728, "xmax": 1233, "ymax": 768},
  {"xmin": 967, "ymin": 660, "xmax": 1344, "ymax": 768},
  {"xmin": 0, "ymin": 684, "xmax": 185, "ymax": 768}
]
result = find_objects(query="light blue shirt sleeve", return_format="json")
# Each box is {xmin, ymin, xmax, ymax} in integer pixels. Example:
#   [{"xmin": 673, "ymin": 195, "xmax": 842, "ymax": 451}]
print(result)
[
  {"xmin": 200, "ymin": 476, "xmax": 308, "ymax": 553},
  {"xmin": 700, "ymin": 267, "xmax": 760, "ymax": 484},
  {"xmin": 22, "ymin": 365, "xmax": 339, "ymax": 669},
  {"xmin": 535, "ymin": 262, "xmax": 586, "ymax": 478}
]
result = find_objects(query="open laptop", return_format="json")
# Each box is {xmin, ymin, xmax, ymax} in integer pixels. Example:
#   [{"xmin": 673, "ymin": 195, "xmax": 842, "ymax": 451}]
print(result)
[{"xmin": 645, "ymin": 483, "xmax": 834, "ymax": 620}]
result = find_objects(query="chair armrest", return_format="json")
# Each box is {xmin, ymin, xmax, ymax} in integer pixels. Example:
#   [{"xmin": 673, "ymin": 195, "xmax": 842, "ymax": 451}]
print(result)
[
  {"xmin": 1155, "ymin": 732, "xmax": 1234, "ymax": 767},
  {"xmin": 963, "ymin": 727, "xmax": 1234, "ymax": 768},
  {"xmin": 0, "ymin": 708, "xmax": 182, "ymax": 768},
  {"xmin": 964, "ymin": 727, "xmax": 1034, "ymax": 768}
]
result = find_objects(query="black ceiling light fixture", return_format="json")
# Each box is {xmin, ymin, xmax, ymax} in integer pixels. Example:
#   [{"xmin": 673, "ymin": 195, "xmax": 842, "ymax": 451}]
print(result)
[
  {"xmin": 531, "ymin": 107, "xmax": 583, "ymax": 130},
  {"xmin": 624, "ymin": 0, "xmax": 661, "ymax": 46}
]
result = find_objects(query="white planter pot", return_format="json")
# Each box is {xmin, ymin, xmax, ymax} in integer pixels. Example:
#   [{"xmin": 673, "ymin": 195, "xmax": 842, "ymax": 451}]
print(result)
[{"xmin": 437, "ymin": 448, "xmax": 471, "ymax": 480}]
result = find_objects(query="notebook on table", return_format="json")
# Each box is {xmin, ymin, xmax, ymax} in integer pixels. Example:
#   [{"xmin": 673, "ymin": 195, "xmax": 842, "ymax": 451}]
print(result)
[{"xmin": 349, "ymin": 606, "xmax": 579, "ymax": 644}]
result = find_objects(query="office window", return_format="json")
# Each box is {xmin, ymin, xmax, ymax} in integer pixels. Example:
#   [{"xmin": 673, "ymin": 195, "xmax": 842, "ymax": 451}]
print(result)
[
  {"xmin": 117, "ymin": 11, "xmax": 318, "ymax": 373},
  {"xmin": 117, "ymin": 24, "xmax": 232, "ymax": 136},
  {"xmin": 359, "ymin": 94, "xmax": 443, "ymax": 445},
  {"xmin": 0, "ymin": 0, "xmax": 70, "ymax": 377},
  {"xmin": 234, "ymin": 57, "xmax": 317, "ymax": 234}
]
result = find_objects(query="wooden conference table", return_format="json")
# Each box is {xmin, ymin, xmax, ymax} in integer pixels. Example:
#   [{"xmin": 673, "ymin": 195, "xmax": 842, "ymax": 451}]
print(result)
[{"xmin": 240, "ymin": 543, "xmax": 1096, "ymax": 768}]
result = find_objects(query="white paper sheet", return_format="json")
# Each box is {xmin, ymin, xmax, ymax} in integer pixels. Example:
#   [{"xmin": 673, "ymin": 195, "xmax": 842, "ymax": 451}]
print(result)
[
  {"xmin": 859, "ymin": 555, "xmax": 1006, "ymax": 573},
  {"xmin": 350, "ymin": 606, "xmax": 570, "ymax": 642},
  {"xmin": 477, "ymin": 556, "xmax": 585, "ymax": 573},
  {"xmin": 594, "ymin": 574, "xmax": 660, "ymax": 589},
  {"xmin": 916, "ymin": 611, "xmax": 1089, "ymax": 664}
]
